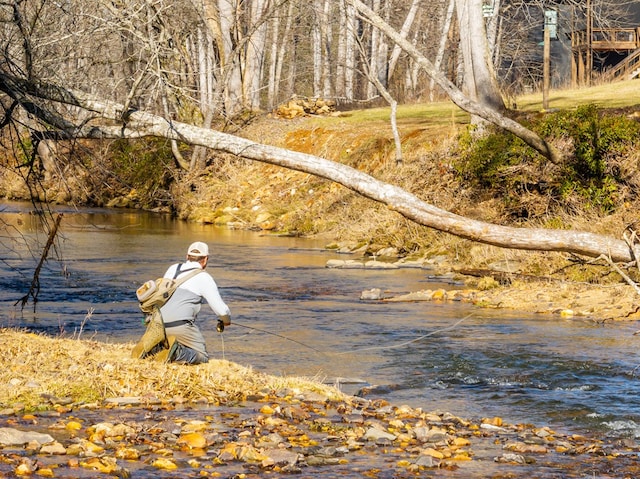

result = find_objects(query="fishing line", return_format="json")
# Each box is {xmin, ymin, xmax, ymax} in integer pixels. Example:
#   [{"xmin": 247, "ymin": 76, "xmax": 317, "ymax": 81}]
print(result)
[
  {"xmin": 227, "ymin": 314, "xmax": 471, "ymax": 356},
  {"xmin": 232, "ymin": 321, "xmax": 326, "ymax": 354},
  {"xmin": 333, "ymin": 314, "xmax": 472, "ymax": 355}
]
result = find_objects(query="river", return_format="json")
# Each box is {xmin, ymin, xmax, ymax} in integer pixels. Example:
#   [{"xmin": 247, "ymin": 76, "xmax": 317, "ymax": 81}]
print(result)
[{"xmin": 1, "ymin": 201, "xmax": 640, "ymax": 442}]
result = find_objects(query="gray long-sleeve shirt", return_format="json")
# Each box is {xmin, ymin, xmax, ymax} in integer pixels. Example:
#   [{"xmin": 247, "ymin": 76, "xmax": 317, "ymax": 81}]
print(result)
[{"xmin": 159, "ymin": 261, "xmax": 230, "ymax": 324}]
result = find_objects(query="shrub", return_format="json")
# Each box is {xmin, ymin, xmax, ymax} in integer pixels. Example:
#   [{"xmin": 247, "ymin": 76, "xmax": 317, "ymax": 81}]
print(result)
[
  {"xmin": 539, "ymin": 105, "xmax": 639, "ymax": 213},
  {"xmin": 454, "ymin": 126, "xmax": 536, "ymax": 189},
  {"xmin": 107, "ymin": 138, "xmax": 176, "ymax": 207},
  {"xmin": 455, "ymin": 106, "xmax": 640, "ymax": 216}
]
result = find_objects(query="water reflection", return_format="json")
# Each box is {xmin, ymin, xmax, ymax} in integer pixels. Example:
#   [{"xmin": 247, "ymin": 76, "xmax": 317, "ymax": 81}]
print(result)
[{"xmin": 1, "ymin": 201, "xmax": 640, "ymax": 439}]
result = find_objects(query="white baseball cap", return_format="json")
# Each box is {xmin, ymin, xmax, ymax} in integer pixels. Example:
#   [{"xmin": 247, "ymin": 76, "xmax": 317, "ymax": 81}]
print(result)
[{"xmin": 187, "ymin": 241, "xmax": 209, "ymax": 257}]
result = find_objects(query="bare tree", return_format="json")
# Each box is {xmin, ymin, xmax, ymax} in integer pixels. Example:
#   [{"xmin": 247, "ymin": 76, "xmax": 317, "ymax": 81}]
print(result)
[
  {"xmin": 266, "ymin": 0, "xmax": 294, "ymax": 108},
  {"xmin": 387, "ymin": 0, "xmax": 420, "ymax": 82},
  {"xmin": 347, "ymin": 0, "xmax": 560, "ymax": 163},
  {"xmin": 430, "ymin": 0, "xmax": 455, "ymax": 101},
  {"xmin": 455, "ymin": 0, "xmax": 505, "ymax": 120},
  {"xmin": 336, "ymin": 0, "xmax": 357, "ymax": 100}
]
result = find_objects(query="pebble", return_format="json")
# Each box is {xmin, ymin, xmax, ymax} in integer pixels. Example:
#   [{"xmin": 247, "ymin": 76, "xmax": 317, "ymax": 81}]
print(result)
[
  {"xmin": 261, "ymin": 448, "xmax": 301, "ymax": 467},
  {"xmin": 39, "ymin": 441, "xmax": 67, "ymax": 455},
  {"xmin": 363, "ymin": 427, "xmax": 396, "ymax": 442},
  {"xmin": 103, "ymin": 397, "xmax": 143, "ymax": 406},
  {"xmin": 0, "ymin": 392, "xmax": 633, "ymax": 478}
]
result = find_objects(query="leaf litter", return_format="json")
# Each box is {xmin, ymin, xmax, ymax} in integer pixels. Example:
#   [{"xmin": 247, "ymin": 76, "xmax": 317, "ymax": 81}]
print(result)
[{"xmin": 0, "ymin": 328, "xmax": 639, "ymax": 478}]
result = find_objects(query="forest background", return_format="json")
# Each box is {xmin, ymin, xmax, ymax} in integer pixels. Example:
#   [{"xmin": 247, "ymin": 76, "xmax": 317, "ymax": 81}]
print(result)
[{"xmin": 2, "ymin": 0, "xmax": 640, "ymax": 309}]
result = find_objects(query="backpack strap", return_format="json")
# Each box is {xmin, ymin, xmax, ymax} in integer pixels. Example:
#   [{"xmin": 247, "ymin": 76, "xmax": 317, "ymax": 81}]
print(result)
[
  {"xmin": 158, "ymin": 269, "xmax": 205, "ymax": 325},
  {"xmin": 173, "ymin": 263, "xmax": 183, "ymax": 279},
  {"xmin": 169, "ymin": 267, "xmax": 204, "ymax": 290}
]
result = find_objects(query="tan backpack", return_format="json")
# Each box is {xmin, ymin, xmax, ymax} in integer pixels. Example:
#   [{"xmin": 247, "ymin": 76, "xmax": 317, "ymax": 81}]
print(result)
[{"xmin": 136, "ymin": 266, "xmax": 203, "ymax": 315}]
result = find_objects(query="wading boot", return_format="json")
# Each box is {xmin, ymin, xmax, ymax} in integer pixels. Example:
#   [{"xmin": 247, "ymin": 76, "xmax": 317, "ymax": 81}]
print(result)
[
  {"xmin": 131, "ymin": 312, "xmax": 167, "ymax": 359},
  {"xmin": 154, "ymin": 336, "xmax": 178, "ymax": 363}
]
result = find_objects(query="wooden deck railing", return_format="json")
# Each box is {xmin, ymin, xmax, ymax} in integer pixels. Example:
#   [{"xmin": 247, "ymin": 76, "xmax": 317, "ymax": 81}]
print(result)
[
  {"xmin": 602, "ymin": 48, "xmax": 640, "ymax": 82},
  {"xmin": 573, "ymin": 27, "xmax": 640, "ymax": 51}
]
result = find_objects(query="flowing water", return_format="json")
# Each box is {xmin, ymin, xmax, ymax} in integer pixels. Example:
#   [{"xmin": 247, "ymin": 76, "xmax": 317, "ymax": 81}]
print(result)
[{"xmin": 2, "ymin": 201, "xmax": 640, "ymax": 442}]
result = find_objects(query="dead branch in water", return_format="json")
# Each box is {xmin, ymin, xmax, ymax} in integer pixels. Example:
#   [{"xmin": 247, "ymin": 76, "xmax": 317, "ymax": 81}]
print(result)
[{"xmin": 16, "ymin": 213, "xmax": 63, "ymax": 311}]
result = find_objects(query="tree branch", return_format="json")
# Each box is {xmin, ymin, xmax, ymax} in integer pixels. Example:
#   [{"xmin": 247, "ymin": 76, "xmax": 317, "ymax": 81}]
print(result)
[{"xmin": 346, "ymin": 0, "xmax": 561, "ymax": 164}]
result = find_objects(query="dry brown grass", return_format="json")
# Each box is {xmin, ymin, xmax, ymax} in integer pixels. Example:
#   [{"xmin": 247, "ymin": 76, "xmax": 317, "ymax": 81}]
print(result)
[
  {"xmin": 516, "ymin": 79, "xmax": 640, "ymax": 111},
  {"xmin": 0, "ymin": 329, "xmax": 344, "ymax": 411}
]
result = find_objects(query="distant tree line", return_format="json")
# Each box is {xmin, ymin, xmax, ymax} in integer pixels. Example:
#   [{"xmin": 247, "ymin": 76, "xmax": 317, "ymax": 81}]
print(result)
[{"xmin": 2, "ymin": 0, "xmax": 632, "ymax": 128}]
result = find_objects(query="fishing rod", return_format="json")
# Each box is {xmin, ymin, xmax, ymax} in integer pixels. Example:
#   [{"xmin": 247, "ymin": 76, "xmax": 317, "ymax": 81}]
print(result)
[{"xmin": 228, "ymin": 321, "xmax": 326, "ymax": 354}]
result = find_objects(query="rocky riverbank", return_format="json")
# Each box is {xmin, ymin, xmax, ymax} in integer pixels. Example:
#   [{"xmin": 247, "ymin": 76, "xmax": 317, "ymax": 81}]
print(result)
[
  {"xmin": 1, "ymin": 329, "xmax": 639, "ymax": 479},
  {"xmin": 327, "ymin": 254, "xmax": 640, "ymax": 322}
]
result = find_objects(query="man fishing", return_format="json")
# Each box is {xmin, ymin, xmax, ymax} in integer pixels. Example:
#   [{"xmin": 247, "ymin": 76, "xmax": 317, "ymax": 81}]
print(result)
[{"xmin": 133, "ymin": 241, "xmax": 231, "ymax": 364}]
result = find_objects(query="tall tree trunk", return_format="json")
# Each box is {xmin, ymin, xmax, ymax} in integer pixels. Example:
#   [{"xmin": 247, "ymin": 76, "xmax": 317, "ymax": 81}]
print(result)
[
  {"xmin": 312, "ymin": 0, "xmax": 331, "ymax": 98},
  {"xmin": 406, "ymin": 29, "xmax": 421, "ymax": 98},
  {"xmin": 312, "ymin": 0, "xmax": 323, "ymax": 97},
  {"xmin": 243, "ymin": 0, "xmax": 268, "ymax": 110},
  {"xmin": 266, "ymin": 0, "xmax": 294, "ymax": 108},
  {"xmin": 336, "ymin": 1, "xmax": 348, "ymax": 98},
  {"xmin": 344, "ymin": 1, "xmax": 356, "ymax": 101},
  {"xmin": 208, "ymin": 0, "xmax": 242, "ymax": 116},
  {"xmin": 485, "ymin": 0, "xmax": 501, "ymax": 64},
  {"xmin": 367, "ymin": 0, "xmax": 382, "ymax": 99},
  {"xmin": 455, "ymin": 0, "xmax": 505, "ymax": 119},
  {"xmin": 430, "ymin": 0, "xmax": 455, "ymax": 101},
  {"xmin": 191, "ymin": 26, "xmax": 216, "ymax": 170},
  {"xmin": 321, "ymin": 0, "xmax": 332, "ymax": 97},
  {"xmin": 266, "ymin": 5, "xmax": 280, "ymax": 109}
]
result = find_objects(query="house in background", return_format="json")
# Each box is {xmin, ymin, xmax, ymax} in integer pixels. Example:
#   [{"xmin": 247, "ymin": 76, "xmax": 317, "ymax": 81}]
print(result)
[
  {"xmin": 531, "ymin": 2, "xmax": 640, "ymax": 88},
  {"xmin": 571, "ymin": 2, "xmax": 640, "ymax": 85}
]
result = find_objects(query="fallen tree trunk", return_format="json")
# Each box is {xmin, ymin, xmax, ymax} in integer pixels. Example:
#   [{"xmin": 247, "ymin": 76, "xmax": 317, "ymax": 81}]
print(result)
[
  {"xmin": 1, "ymin": 74, "xmax": 638, "ymax": 263},
  {"xmin": 78, "ymin": 97, "xmax": 639, "ymax": 263}
]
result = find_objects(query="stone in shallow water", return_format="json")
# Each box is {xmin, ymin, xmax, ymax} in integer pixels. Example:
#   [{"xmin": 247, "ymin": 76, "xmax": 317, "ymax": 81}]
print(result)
[
  {"xmin": 363, "ymin": 427, "xmax": 396, "ymax": 442},
  {"xmin": 261, "ymin": 448, "xmax": 301, "ymax": 467},
  {"xmin": 104, "ymin": 397, "xmax": 142, "ymax": 406},
  {"xmin": 152, "ymin": 458, "xmax": 178, "ymax": 470},
  {"xmin": 177, "ymin": 432, "xmax": 207, "ymax": 449},
  {"xmin": 415, "ymin": 454, "xmax": 440, "ymax": 467},
  {"xmin": 325, "ymin": 259, "xmax": 364, "ymax": 269},
  {"xmin": 39, "ymin": 441, "xmax": 67, "ymax": 455},
  {"xmin": 360, "ymin": 288, "xmax": 383, "ymax": 300},
  {"xmin": 0, "ymin": 427, "xmax": 54, "ymax": 446},
  {"xmin": 364, "ymin": 260, "xmax": 398, "ymax": 269}
]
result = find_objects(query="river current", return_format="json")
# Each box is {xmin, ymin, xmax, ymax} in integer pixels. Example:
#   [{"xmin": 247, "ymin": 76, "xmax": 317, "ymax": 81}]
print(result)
[{"xmin": 1, "ymin": 201, "xmax": 640, "ymax": 442}]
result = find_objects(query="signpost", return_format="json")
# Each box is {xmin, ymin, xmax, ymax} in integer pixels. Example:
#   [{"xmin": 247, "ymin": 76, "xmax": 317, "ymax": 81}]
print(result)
[{"xmin": 542, "ymin": 10, "xmax": 557, "ymax": 110}]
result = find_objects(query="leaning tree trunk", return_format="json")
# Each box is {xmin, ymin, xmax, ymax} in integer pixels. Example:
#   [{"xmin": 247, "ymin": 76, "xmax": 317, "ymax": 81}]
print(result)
[
  {"xmin": 4, "ymin": 74, "xmax": 636, "ymax": 263},
  {"xmin": 86, "ymin": 100, "xmax": 640, "ymax": 263}
]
